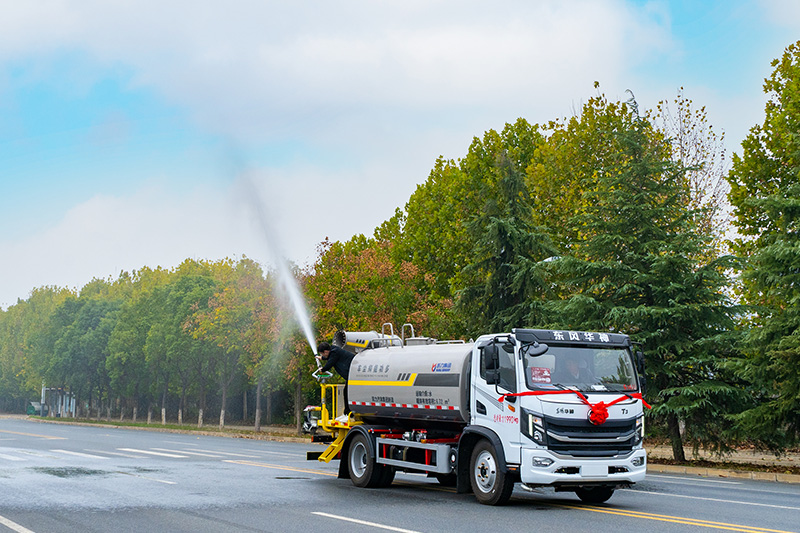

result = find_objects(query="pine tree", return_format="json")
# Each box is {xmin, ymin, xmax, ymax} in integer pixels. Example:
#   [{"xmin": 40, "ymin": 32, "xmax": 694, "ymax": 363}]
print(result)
[
  {"xmin": 457, "ymin": 151, "xmax": 557, "ymax": 334},
  {"xmin": 549, "ymin": 95, "xmax": 742, "ymax": 460},
  {"xmin": 726, "ymin": 41, "xmax": 800, "ymax": 449}
]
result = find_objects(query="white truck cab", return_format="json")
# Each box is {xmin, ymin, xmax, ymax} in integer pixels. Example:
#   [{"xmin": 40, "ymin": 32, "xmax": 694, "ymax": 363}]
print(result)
[{"xmin": 471, "ymin": 329, "xmax": 647, "ymax": 503}]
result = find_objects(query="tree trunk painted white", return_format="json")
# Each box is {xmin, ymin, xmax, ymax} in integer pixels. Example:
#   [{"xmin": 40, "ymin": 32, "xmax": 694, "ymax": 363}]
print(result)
[{"xmin": 254, "ymin": 376, "xmax": 263, "ymax": 432}]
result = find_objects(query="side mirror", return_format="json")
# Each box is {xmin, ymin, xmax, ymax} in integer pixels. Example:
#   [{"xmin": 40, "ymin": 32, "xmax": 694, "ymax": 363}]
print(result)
[
  {"xmin": 529, "ymin": 342, "xmax": 549, "ymax": 357},
  {"xmin": 635, "ymin": 351, "xmax": 647, "ymax": 394},
  {"xmin": 485, "ymin": 369, "xmax": 501, "ymax": 385},
  {"xmin": 482, "ymin": 344, "xmax": 500, "ymax": 384}
]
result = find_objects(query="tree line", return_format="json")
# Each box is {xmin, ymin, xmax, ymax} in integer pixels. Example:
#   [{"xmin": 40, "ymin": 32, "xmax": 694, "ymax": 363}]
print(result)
[{"xmin": 2, "ymin": 41, "xmax": 799, "ymax": 458}]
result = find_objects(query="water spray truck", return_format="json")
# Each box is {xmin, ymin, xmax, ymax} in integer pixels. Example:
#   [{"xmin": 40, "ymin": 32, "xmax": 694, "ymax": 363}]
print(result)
[{"xmin": 308, "ymin": 324, "xmax": 649, "ymax": 505}]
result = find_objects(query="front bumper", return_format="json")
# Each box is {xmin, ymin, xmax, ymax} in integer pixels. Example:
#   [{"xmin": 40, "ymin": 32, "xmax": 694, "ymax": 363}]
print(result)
[{"xmin": 519, "ymin": 447, "xmax": 647, "ymax": 487}]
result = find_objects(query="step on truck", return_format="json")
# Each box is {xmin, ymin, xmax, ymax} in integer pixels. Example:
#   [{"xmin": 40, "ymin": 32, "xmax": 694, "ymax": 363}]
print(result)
[{"xmin": 307, "ymin": 324, "xmax": 649, "ymax": 505}]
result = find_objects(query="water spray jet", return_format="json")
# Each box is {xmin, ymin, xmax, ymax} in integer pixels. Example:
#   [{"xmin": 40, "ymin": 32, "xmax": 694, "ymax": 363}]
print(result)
[{"xmin": 242, "ymin": 178, "xmax": 317, "ymax": 355}]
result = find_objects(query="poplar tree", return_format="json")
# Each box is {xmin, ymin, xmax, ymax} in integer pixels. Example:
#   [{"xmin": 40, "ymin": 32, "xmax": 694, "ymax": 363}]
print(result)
[{"xmin": 726, "ymin": 41, "xmax": 800, "ymax": 448}]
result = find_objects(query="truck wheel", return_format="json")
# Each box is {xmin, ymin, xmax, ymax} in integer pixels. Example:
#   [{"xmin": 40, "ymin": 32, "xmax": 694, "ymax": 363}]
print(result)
[
  {"xmin": 377, "ymin": 465, "xmax": 395, "ymax": 487},
  {"xmin": 470, "ymin": 440, "xmax": 514, "ymax": 505},
  {"xmin": 575, "ymin": 487, "xmax": 614, "ymax": 504},
  {"xmin": 348, "ymin": 433, "xmax": 385, "ymax": 488}
]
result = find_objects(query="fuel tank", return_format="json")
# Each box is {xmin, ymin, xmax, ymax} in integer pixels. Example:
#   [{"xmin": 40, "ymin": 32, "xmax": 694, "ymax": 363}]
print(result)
[{"xmin": 348, "ymin": 342, "xmax": 475, "ymax": 428}]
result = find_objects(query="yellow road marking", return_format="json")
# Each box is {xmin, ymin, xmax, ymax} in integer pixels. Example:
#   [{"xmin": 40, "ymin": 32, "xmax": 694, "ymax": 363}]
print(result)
[
  {"xmin": 0, "ymin": 429, "xmax": 65, "ymax": 440},
  {"xmin": 553, "ymin": 502, "xmax": 796, "ymax": 533},
  {"xmin": 224, "ymin": 460, "xmax": 337, "ymax": 476}
]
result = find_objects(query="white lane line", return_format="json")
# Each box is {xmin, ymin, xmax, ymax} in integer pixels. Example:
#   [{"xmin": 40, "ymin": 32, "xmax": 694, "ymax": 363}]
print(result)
[
  {"xmin": 647, "ymin": 478, "xmax": 744, "ymax": 488},
  {"xmin": 188, "ymin": 449, "xmax": 258, "ymax": 458},
  {"xmin": 151, "ymin": 448, "xmax": 224, "ymax": 458},
  {"xmin": 0, "ymin": 452, "xmax": 25, "ymax": 462},
  {"xmin": 256, "ymin": 450, "xmax": 304, "ymax": 458},
  {"xmin": 85, "ymin": 449, "xmax": 146, "ymax": 459},
  {"xmin": 50, "ymin": 449, "xmax": 108, "ymax": 460},
  {"xmin": 239, "ymin": 448, "xmax": 301, "ymax": 457},
  {"xmin": 117, "ymin": 448, "xmax": 187, "ymax": 458},
  {"xmin": 116, "ymin": 472, "xmax": 176, "ymax": 485},
  {"xmin": 0, "ymin": 514, "xmax": 35, "ymax": 533},
  {"xmin": 312, "ymin": 512, "xmax": 421, "ymax": 533},
  {"xmin": 622, "ymin": 488, "xmax": 800, "ymax": 511},
  {"xmin": 647, "ymin": 474, "xmax": 742, "ymax": 485},
  {"xmin": 17, "ymin": 451, "xmax": 58, "ymax": 459}
]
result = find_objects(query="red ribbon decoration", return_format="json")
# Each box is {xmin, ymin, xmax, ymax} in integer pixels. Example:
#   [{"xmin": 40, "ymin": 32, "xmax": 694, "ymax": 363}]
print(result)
[{"xmin": 498, "ymin": 390, "xmax": 651, "ymax": 426}]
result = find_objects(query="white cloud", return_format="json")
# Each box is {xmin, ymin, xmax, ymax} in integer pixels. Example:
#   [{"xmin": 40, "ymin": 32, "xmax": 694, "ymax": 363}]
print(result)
[
  {"xmin": 0, "ymin": 1, "xmax": 674, "ymax": 140},
  {"xmin": 0, "ymin": 163, "xmax": 405, "ymax": 308},
  {"xmin": 762, "ymin": 0, "xmax": 800, "ymax": 32}
]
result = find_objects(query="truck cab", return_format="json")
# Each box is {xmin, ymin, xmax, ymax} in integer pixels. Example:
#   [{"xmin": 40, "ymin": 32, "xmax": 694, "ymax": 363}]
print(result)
[{"xmin": 471, "ymin": 328, "xmax": 647, "ymax": 503}]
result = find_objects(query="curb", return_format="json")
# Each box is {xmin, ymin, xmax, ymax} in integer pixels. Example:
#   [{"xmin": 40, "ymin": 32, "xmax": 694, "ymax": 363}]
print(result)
[{"xmin": 648, "ymin": 463, "xmax": 800, "ymax": 484}]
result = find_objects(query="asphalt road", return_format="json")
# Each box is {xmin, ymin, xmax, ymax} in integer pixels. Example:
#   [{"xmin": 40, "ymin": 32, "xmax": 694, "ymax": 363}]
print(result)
[{"xmin": 1, "ymin": 418, "xmax": 798, "ymax": 533}]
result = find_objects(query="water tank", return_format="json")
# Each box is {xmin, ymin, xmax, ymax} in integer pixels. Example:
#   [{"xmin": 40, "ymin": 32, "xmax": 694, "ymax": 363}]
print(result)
[{"xmin": 348, "ymin": 342, "xmax": 474, "ymax": 429}]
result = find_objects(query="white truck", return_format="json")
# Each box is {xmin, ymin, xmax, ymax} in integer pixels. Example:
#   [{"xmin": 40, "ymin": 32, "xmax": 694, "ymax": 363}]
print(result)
[{"xmin": 308, "ymin": 326, "xmax": 649, "ymax": 505}]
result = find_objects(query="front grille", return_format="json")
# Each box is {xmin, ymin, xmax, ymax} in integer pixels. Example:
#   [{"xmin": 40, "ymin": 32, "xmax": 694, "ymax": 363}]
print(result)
[{"xmin": 543, "ymin": 415, "xmax": 637, "ymax": 457}]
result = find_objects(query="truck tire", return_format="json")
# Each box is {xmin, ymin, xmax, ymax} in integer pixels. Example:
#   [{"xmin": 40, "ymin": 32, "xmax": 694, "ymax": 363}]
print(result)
[
  {"xmin": 348, "ymin": 433, "xmax": 389, "ymax": 488},
  {"xmin": 377, "ymin": 465, "xmax": 395, "ymax": 487},
  {"xmin": 575, "ymin": 487, "xmax": 614, "ymax": 504},
  {"xmin": 470, "ymin": 440, "xmax": 514, "ymax": 505}
]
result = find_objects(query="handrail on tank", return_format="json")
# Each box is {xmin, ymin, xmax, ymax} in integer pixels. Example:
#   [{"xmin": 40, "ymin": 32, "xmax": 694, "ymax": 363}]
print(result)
[
  {"xmin": 402, "ymin": 323, "xmax": 415, "ymax": 344},
  {"xmin": 381, "ymin": 322, "xmax": 397, "ymax": 349}
]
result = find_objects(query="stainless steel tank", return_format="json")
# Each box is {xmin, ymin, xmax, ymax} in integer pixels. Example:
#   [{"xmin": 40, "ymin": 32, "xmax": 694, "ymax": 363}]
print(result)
[{"xmin": 348, "ymin": 342, "xmax": 475, "ymax": 428}]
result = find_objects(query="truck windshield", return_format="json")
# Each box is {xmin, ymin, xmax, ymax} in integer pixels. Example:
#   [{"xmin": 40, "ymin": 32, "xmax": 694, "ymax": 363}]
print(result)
[{"xmin": 522, "ymin": 345, "xmax": 637, "ymax": 392}]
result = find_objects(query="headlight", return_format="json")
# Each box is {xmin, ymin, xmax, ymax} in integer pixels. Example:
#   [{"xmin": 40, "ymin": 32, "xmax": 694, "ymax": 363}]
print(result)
[
  {"xmin": 532, "ymin": 456, "xmax": 554, "ymax": 467},
  {"xmin": 521, "ymin": 408, "xmax": 546, "ymax": 444},
  {"xmin": 634, "ymin": 416, "xmax": 644, "ymax": 445}
]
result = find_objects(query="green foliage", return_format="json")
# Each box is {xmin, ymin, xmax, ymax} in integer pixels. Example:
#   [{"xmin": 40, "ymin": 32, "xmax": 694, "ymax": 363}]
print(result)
[
  {"xmin": 399, "ymin": 119, "xmax": 545, "ymax": 302},
  {"xmin": 457, "ymin": 149, "xmax": 557, "ymax": 335},
  {"xmin": 307, "ymin": 235, "xmax": 450, "ymax": 340},
  {"xmin": 545, "ymin": 95, "xmax": 744, "ymax": 457},
  {"xmin": 726, "ymin": 40, "xmax": 800, "ymax": 448}
]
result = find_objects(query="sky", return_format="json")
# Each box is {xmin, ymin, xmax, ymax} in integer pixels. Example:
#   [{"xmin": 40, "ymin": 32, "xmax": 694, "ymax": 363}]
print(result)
[{"xmin": 1, "ymin": 0, "xmax": 799, "ymax": 309}]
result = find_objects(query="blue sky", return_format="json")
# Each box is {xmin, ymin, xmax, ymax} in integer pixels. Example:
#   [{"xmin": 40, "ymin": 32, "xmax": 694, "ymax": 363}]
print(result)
[{"xmin": 1, "ymin": 0, "xmax": 799, "ymax": 309}]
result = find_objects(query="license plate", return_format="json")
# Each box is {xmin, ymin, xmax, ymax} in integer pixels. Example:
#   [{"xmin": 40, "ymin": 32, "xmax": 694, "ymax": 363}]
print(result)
[{"xmin": 582, "ymin": 464, "xmax": 607, "ymax": 477}]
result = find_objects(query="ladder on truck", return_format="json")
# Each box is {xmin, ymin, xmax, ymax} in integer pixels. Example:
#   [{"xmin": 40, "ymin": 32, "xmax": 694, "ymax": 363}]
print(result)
[{"xmin": 309, "ymin": 383, "xmax": 359, "ymax": 462}]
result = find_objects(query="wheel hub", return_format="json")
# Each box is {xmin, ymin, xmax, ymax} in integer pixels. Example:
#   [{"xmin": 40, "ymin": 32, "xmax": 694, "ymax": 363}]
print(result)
[{"xmin": 474, "ymin": 450, "xmax": 496, "ymax": 493}]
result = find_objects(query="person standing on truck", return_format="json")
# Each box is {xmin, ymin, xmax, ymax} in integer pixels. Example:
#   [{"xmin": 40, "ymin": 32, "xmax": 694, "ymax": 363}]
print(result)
[{"xmin": 316, "ymin": 342, "xmax": 355, "ymax": 414}]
